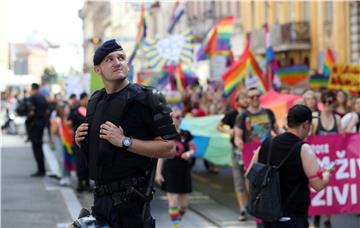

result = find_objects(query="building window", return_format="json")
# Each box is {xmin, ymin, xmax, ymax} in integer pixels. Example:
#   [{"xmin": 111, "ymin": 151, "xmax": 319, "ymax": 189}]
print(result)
[
  {"xmin": 288, "ymin": 1, "xmax": 295, "ymax": 21},
  {"xmin": 214, "ymin": 1, "xmax": 221, "ymax": 19},
  {"xmin": 227, "ymin": 1, "xmax": 233, "ymax": 17},
  {"xmin": 275, "ymin": 1, "xmax": 281, "ymax": 23},
  {"xmin": 303, "ymin": 1, "xmax": 310, "ymax": 21},
  {"xmin": 236, "ymin": 0, "xmax": 241, "ymax": 18},
  {"xmin": 251, "ymin": 0, "xmax": 255, "ymax": 29},
  {"xmin": 325, "ymin": 1, "xmax": 333, "ymax": 22}
]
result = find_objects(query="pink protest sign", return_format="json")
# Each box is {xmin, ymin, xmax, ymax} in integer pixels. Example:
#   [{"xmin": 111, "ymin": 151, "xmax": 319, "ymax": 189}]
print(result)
[{"xmin": 243, "ymin": 133, "xmax": 360, "ymax": 215}]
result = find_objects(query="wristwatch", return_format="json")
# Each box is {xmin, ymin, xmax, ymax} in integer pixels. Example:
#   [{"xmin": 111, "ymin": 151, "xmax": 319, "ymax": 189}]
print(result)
[{"xmin": 122, "ymin": 136, "xmax": 132, "ymax": 149}]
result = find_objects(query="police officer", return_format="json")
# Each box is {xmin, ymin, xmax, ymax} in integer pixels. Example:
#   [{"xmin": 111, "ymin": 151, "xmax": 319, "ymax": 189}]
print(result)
[
  {"xmin": 28, "ymin": 83, "xmax": 49, "ymax": 177},
  {"xmin": 75, "ymin": 39, "xmax": 177, "ymax": 228}
]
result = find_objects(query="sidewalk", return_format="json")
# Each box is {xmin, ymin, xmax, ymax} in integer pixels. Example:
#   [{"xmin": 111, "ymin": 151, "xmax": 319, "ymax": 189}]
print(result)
[{"xmin": 1, "ymin": 134, "xmax": 73, "ymax": 228}]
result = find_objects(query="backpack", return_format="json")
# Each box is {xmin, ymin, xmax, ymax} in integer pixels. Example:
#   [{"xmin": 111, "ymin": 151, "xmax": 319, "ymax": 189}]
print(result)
[
  {"xmin": 246, "ymin": 138, "xmax": 304, "ymax": 222},
  {"xmin": 16, "ymin": 98, "xmax": 30, "ymax": 116}
]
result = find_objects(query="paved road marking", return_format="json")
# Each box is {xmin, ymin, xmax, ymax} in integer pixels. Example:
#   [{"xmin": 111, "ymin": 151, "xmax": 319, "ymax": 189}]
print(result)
[{"xmin": 43, "ymin": 143, "xmax": 82, "ymax": 221}]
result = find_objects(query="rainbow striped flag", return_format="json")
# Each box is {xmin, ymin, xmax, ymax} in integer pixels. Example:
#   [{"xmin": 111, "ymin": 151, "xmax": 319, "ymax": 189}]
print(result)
[
  {"xmin": 128, "ymin": 4, "xmax": 147, "ymax": 65},
  {"xmin": 174, "ymin": 64, "xmax": 199, "ymax": 92},
  {"xmin": 222, "ymin": 46, "xmax": 249, "ymax": 97},
  {"xmin": 60, "ymin": 121, "xmax": 76, "ymax": 171},
  {"xmin": 309, "ymin": 73, "xmax": 329, "ymax": 89},
  {"xmin": 248, "ymin": 52, "xmax": 266, "ymax": 93},
  {"xmin": 197, "ymin": 16, "xmax": 234, "ymax": 61},
  {"xmin": 276, "ymin": 64, "xmax": 309, "ymax": 86},
  {"xmin": 222, "ymin": 39, "xmax": 266, "ymax": 97},
  {"xmin": 323, "ymin": 48, "xmax": 335, "ymax": 78}
]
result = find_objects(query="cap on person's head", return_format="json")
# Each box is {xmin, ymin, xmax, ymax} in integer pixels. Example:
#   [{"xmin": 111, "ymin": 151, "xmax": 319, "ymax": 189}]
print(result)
[
  {"xmin": 287, "ymin": 104, "xmax": 313, "ymax": 127},
  {"xmin": 80, "ymin": 92, "xmax": 88, "ymax": 100},
  {"xmin": 31, "ymin": 83, "xmax": 39, "ymax": 90},
  {"xmin": 93, "ymin": 39, "xmax": 123, "ymax": 66}
]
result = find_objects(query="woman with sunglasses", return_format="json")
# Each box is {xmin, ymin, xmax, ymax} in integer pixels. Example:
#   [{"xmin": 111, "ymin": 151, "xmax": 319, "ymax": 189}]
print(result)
[
  {"xmin": 155, "ymin": 110, "xmax": 196, "ymax": 228},
  {"xmin": 311, "ymin": 90, "xmax": 342, "ymax": 228}
]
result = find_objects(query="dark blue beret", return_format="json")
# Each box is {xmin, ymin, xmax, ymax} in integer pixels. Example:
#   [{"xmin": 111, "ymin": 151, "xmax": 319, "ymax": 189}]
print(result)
[{"xmin": 93, "ymin": 39, "xmax": 123, "ymax": 65}]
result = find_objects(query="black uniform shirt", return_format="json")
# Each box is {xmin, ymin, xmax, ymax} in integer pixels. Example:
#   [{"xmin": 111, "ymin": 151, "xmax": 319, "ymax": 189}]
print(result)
[
  {"xmin": 87, "ymin": 85, "xmax": 177, "ymax": 183},
  {"xmin": 28, "ymin": 93, "xmax": 48, "ymax": 123}
]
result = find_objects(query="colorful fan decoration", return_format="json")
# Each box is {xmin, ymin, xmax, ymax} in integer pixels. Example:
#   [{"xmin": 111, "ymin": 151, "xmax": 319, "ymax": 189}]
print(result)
[{"xmin": 143, "ymin": 30, "xmax": 194, "ymax": 70}]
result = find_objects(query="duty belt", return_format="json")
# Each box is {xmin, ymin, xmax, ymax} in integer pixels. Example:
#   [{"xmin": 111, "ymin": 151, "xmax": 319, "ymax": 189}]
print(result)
[{"xmin": 95, "ymin": 177, "xmax": 146, "ymax": 196}]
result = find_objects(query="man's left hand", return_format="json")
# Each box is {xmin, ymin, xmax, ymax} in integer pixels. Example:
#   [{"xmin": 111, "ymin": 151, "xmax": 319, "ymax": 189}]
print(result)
[{"xmin": 99, "ymin": 121, "xmax": 124, "ymax": 147}]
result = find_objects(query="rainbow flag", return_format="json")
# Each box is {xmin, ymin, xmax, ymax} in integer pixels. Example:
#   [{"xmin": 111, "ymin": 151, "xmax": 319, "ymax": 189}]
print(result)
[
  {"xmin": 128, "ymin": 5, "xmax": 147, "ymax": 65},
  {"xmin": 197, "ymin": 16, "xmax": 234, "ymax": 60},
  {"xmin": 216, "ymin": 16, "xmax": 234, "ymax": 54},
  {"xmin": 276, "ymin": 64, "xmax": 309, "ymax": 86},
  {"xmin": 174, "ymin": 64, "xmax": 199, "ymax": 92},
  {"xmin": 248, "ymin": 52, "xmax": 266, "ymax": 93},
  {"xmin": 309, "ymin": 73, "xmax": 329, "ymax": 89},
  {"xmin": 222, "ymin": 38, "xmax": 266, "ymax": 97},
  {"xmin": 60, "ymin": 121, "xmax": 76, "ymax": 171},
  {"xmin": 323, "ymin": 48, "xmax": 335, "ymax": 78},
  {"xmin": 222, "ymin": 45, "xmax": 249, "ymax": 97}
]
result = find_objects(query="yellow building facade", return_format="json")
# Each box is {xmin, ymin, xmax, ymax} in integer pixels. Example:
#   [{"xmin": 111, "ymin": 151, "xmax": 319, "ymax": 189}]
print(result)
[{"xmin": 239, "ymin": 1, "xmax": 352, "ymax": 70}]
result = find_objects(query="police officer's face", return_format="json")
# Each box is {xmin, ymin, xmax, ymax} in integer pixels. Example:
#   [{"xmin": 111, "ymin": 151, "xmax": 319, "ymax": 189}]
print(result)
[{"xmin": 95, "ymin": 50, "xmax": 129, "ymax": 82}]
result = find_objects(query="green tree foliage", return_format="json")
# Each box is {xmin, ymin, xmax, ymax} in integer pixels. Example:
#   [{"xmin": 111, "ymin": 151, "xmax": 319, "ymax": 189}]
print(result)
[{"xmin": 41, "ymin": 66, "xmax": 58, "ymax": 84}]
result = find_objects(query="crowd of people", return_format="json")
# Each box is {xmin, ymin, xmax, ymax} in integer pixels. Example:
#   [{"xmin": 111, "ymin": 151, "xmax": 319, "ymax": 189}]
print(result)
[
  {"xmin": 2, "ymin": 79, "xmax": 360, "ymax": 228},
  {"xmin": 1, "ymin": 85, "xmax": 91, "ymax": 193},
  {"xmin": 2, "ymin": 66, "xmax": 360, "ymax": 228},
  {"xmin": 165, "ymin": 85, "xmax": 360, "ymax": 228}
]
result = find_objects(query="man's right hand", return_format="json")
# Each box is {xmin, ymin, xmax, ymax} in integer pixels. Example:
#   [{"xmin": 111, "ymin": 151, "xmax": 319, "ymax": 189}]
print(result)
[{"xmin": 75, "ymin": 123, "xmax": 88, "ymax": 147}]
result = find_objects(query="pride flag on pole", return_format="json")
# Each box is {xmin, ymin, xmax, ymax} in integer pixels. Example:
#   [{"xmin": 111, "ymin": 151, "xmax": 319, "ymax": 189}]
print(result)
[
  {"xmin": 174, "ymin": 64, "xmax": 199, "ymax": 92},
  {"xmin": 222, "ymin": 38, "xmax": 266, "ymax": 97},
  {"xmin": 197, "ymin": 16, "xmax": 234, "ymax": 61},
  {"xmin": 128, "ymin": 4, "xmax": 147, "ymax": 65},
  {"xmin": 264, "ymin": 23, "xmax": 279, "ymax": 90},
  {"xmin": 167, "ymin": 0, "xmax": 185, "ymax": 34},
  {"xmin": 323, "ymin": 48, "xmax": 335, "ymax": 78}
]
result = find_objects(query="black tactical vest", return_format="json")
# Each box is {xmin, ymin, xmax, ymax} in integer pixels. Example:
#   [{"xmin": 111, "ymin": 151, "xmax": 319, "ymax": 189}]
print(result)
[{"xmin": 82, "ymin": 83, "xmax": 152, "ymax": 183}]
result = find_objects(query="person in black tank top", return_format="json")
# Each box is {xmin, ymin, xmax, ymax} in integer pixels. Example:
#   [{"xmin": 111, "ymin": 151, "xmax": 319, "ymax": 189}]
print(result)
[
  {"xmin": 311, "ymin": 90, "xmax": 340, "ymax": 228},
  {"xmin": 247, "ymin": 105, "xmax": 333, "ymax": 228}
]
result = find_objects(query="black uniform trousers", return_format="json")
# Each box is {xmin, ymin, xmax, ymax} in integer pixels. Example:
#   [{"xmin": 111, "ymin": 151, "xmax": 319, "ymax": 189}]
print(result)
[
  {"xmin": 94, "ymin": 194, "xmax": 155, "ymax": 228},
  {"xmin": 29, "ymin": 122, "xmax": 46, "ymax": 173},
  {"xmin": 262, "ymin": 213, "xmax": 309, "ymax": 228}
]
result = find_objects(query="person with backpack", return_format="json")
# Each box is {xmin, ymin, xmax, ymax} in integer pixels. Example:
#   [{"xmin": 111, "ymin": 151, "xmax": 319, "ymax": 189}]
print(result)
[{"xmin": 246, "ymin": 104, "xmax": 333, "ymax": 228}]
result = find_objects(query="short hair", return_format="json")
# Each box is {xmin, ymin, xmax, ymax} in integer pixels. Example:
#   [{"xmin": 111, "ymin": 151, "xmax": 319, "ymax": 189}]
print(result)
[
  {"xmin": 31, "ymin": 83, "xmax": 39, "ymax": 90},
  {"xmin": 321, "ymin": 90, "xmax": 336, "ymax": 103},
  {"xmin": 69, "ymin": 94, "xmax": 76, "ymax": 100},
  {"xmin": 287, "ymin": 104, "xmax": 313, "ymax": 128},
  {"xmin": 246, "ymin": 87, "xmax": 261, "ymax": 94},
  {"xmin": 80, "ymin": 92, "xmax": 88, "ymax": 100}
]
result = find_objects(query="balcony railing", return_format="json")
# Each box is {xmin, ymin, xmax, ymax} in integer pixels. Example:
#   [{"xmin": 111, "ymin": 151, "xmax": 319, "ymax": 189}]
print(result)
[{"xmin": 250, "ymin": 21, "xmax": 311, "ymax": 54}]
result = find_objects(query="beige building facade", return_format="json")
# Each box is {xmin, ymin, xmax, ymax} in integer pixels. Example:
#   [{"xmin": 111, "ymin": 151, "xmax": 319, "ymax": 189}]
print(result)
[{"xmin": 186, "ymin": 1, "xmax": 357, "ymax": 70}]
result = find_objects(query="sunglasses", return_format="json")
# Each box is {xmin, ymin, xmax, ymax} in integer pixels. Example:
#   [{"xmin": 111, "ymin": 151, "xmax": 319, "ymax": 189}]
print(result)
[
  {"xmin": 324, "ymin": 99, "xmax": 334, "ymax": 105},
  {"xmin": 174, "ymin": 116, "xmax": 182, "ymax": 120},
  {"xmin": 248, "ymin": 95, "xmax": 260, "ymax": 100}
]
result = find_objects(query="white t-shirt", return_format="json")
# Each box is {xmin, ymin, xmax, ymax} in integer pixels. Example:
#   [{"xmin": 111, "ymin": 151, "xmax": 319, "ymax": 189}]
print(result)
[{"xmin": 341, "ymin": 112, "xmax": 357, "ymax": 132}]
